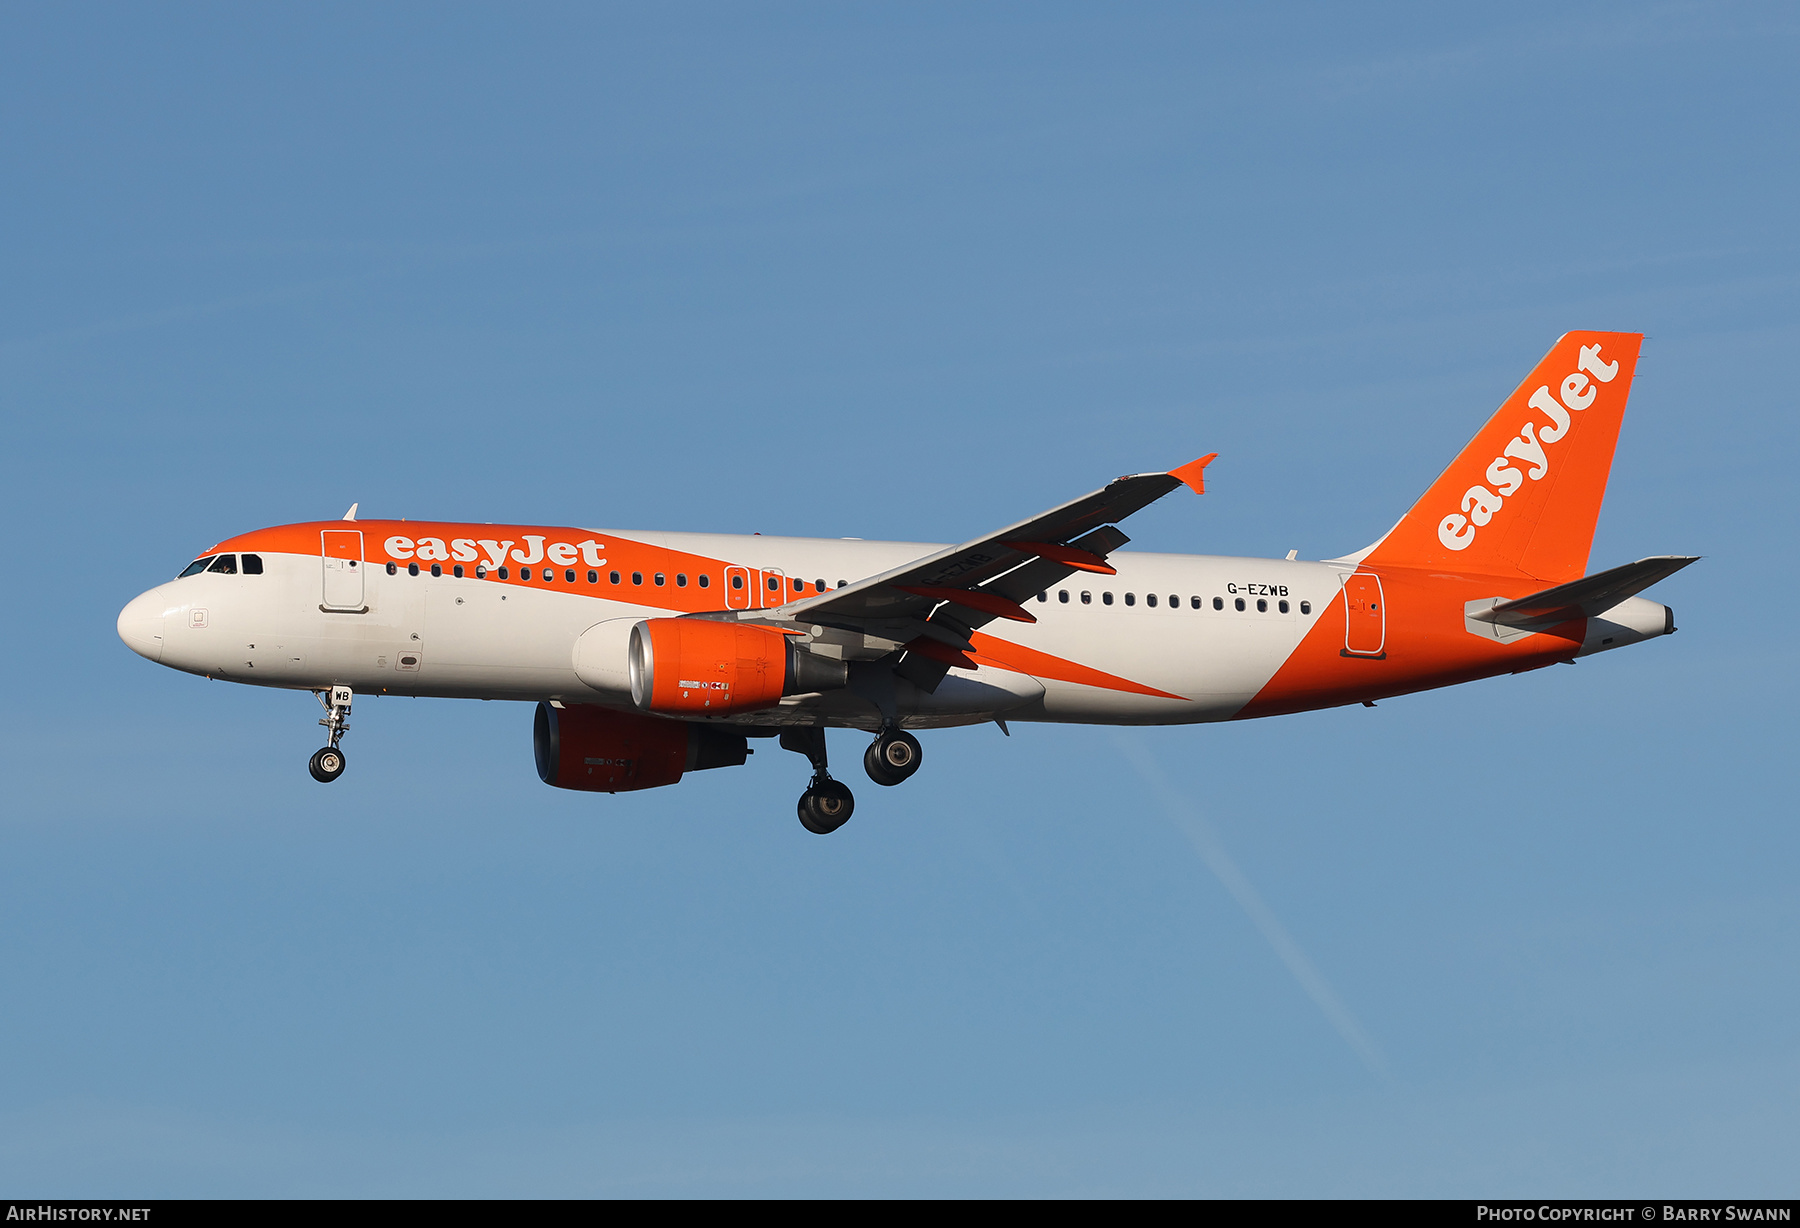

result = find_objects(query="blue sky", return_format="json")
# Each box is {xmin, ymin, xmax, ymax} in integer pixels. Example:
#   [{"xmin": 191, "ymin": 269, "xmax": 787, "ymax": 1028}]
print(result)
[{"xmin": 1, "ymin": 2, "xmax": 1796, "ymax": 1195}]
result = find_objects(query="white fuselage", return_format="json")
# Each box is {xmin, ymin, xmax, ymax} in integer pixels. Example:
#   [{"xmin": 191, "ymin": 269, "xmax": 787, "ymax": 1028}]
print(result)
[{"xmin": 121, "ymin": 532, "xmax": 1349, "ymax": 728}]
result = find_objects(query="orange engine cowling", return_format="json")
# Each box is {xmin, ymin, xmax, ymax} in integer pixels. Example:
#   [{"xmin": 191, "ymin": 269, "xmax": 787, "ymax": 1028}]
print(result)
[
  {"xmin": 533, "ymin": 702, "xmax": 749, "ymax": 793},
  {"xmin": 628, "ymin": 618, "xmax": 847, "ymax": 716}
]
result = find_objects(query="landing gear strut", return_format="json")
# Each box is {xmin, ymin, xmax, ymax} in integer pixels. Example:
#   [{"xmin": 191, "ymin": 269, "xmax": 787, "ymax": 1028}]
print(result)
[
  {"xmin": 864, "ymin": 727, "xmax": 922, "ymax": 786},
  {"xmin": 782, "ymin": 727, "xmax": 854, "ymax": 835},
  {"xmin": 309, "ymin": 685, "xmax": 352, "ymax": 783}
]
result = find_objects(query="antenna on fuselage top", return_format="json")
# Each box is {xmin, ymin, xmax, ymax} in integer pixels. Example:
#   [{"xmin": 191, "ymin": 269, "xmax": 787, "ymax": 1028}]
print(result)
[{"xmin": 343, "ymin": 503, "xmax": 358, "ymax": 521}]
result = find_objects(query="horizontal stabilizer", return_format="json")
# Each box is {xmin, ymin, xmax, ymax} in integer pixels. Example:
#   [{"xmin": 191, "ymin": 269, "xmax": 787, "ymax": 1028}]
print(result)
[{"xmin": 1472, "ymin": 555, "xmax": 1699, "ymax": 627}]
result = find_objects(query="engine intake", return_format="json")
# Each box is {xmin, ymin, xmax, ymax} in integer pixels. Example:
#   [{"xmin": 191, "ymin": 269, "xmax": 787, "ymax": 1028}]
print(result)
[
  {"xmin": 533, "ymin": 702, "xmax": 748, "ymax": 793},
  {"xmin": 628, "ymin": 619, "xmax": 848, "ymax": 716}
]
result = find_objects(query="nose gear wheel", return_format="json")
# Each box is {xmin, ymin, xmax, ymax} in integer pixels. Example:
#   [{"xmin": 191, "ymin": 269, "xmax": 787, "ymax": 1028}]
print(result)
[
  {"xmin": 310, "ymin": 686, "xmax": 353, "ymax": 783},
  {"xmin": 309, "ymin": 746, "xmax": 346, "ymax": 782}
]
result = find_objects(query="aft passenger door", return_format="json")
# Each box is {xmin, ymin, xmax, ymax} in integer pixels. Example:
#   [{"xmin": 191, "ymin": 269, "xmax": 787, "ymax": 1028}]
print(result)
[
  {"xmin": 321, "ymin": 530, "xmax": 366, "ymax": 612},
  {"xmin": 1341, "ymin": 572, "xmax": 1385, "ymax": 658}
]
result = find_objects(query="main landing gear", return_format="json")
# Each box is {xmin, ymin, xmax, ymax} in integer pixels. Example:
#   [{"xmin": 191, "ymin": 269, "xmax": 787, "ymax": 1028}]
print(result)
[
  {"xmin": 309, "ymin": 685, "xmax": 352, "ymax": 783},
  {"xmin": 780, "ymin": 726, "xmax": 926, "ymax": 834},
  {"xmin": 781, "ymin": 727, "xmax": 854, "ymax": 835},
  {"xmin": 863, "ymin": 727, "xmax": 922, "ymax": 787}
]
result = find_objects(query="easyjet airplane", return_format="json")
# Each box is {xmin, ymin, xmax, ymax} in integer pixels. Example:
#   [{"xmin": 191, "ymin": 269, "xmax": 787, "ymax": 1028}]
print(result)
[{"xmin": 118, "ymin": 332, "xmax": 1693, "ymax": 833}]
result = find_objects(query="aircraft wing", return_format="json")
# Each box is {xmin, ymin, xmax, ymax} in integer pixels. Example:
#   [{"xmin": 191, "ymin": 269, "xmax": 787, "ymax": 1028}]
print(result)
[{"xmin": 737, "ymin": 454, "xmax": 1216, "ymax": 689}]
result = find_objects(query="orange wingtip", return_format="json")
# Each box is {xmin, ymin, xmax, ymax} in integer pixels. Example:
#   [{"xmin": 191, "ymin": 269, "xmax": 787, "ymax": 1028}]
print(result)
[{"xmin": 1170, "ymin": 452, "xmax": 1219, "ymax": 495}]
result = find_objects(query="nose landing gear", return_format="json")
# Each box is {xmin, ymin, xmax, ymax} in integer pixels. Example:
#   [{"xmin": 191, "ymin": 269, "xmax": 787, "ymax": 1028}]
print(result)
[
  {"xmin": 781, "ymin": 726, "xmax": 854, "ymax": 834},
  {"xmin": 864, "ymin": 727, "xmax": 922, "ymax": 786},
  {"xmin": 309, "ymin": 685, "xmax": 352, "ymax": 783}
]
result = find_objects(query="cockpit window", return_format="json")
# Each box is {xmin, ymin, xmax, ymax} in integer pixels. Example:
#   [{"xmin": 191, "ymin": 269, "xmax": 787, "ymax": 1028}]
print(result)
[
  {"xmin": 178, "ymin": 555, "xmax": 216, "ymax": 578},
  {"xmin": 241, "ymin": 554, "xmax": 264, "ymax": 575},
  {"xmin": 206, "ymin": 554, "xmax": 238, "ymax": 575}
]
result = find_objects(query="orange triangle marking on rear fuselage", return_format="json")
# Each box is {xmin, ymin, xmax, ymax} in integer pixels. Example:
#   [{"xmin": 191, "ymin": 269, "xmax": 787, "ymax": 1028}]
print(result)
[{"xmin": 967, "ymin": 631, "xmax": 1186, "ymax": 701}]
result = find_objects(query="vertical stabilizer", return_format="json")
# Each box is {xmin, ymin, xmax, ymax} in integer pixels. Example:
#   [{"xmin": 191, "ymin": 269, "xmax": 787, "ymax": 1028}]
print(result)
[{"xmin": 1361, "ymin": 331, "xmax": 1641, "ymax": 583}]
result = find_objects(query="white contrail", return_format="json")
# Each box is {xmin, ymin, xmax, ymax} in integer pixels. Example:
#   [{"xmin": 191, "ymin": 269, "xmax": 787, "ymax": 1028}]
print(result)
[{"xmin": 1114, "ymin": 734, "xmax": 1387, "ymax": 1076}]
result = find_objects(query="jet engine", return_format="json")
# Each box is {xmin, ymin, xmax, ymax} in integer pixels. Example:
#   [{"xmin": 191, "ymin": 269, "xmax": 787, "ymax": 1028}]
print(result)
[
  {"xmin": 627, "ymin": 619, "xmax": 847, "ymax": 716},
  {"xmin": 533, "ymin": 701, "xmax": 749, "ymax": 793}
]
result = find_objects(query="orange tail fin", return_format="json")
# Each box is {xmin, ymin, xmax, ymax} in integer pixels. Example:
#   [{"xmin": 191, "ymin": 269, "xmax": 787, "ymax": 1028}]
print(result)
[{"xmin": 1360, "ymin": 331, "xmax": 1642, "ymax": 583}]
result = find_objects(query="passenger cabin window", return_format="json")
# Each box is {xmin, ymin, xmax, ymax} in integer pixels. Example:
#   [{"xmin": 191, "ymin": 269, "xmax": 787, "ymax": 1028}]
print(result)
[
  {"xmin": 1169, "ymin": 594, "xmax": 1178, "ymax": 608},
  {"xmin": 837, "ymin": 580, "xmax": 847, "ymax": 588},
  {"xmin": 476, "ymin": 565, "xmax": 487, "ymax": 578},
  {"xmin": 207, "ymin": 554, "xmax": 237, "ymax": 575},
  {"xmin": 1124, "ymin": 593, "xmax": 1135, "ymax": 606},
  {"xmin": 1102, "ymin": 592, "xmax": 1114, "ymax": 605},
  {"xmin": 521, "ymin": 568, "xmax": 532, "ymax": 580},
  {"xmin": 588, "ymin": 570, "xmax": 598, "ymax": 584},
  {"xmin": 1300, "ymin": 600, "xmax": 1311, "ymax": 615},
  {"xmin": 1213, "ymin": 597, "xmax": 1224, "ymax": 610},
  {"xmin": 1191, "ymin": 596, "xmax": 1201, "ymax": 609},
  {"xmin": 1081, "ymin": 591, "xmax": 1092, "ymax": 604},
  {"xmin": 1235, "ymin": 597, "xmax": 1245, "ymax": 611},
  {"xmin": 242, "ymin": 554, "xmax": 264, "ymax": 575},
  {"xmin": 632, "ymin": 572, "xmax": 643, "ymax": 585},
  {"xmin": 178, "ymin": 555, "xmax": 216, "ymax": 578},
  {"xmin": 1145, "ymin": 593, "xmax": 1156, "ymax": 607},
  {"xmin": 498, "ymin": 567, "xmax": 509, "ymax": 579},
  {"xmin": 1059, "ymin": 590, "xmax": 1069, "ymax": 603},
  {"xmin": 454, "ymin": 564, "xmax": 465, "ymax": 578},
  {"xmin": 1256, "ymin": 598, "xmax": 1267, "ymax": 612},
  {"xmin": 386, "ymin": 562, "xmax": 397, "ymax": 575},
  {"xmin": 676, "ymin": 573, "xmax": 687, "ymax": 587},
  {"xmin": 654, "ymin": 573, "xmax": 665, "ymax": 586},
  {"xmin": 699, "ymin": 574, "xmax": 711, "ymax": 588},
  {"xmin": 814, "ymin": 578, "xmax": 826, "ymax": 592},
  {"xmin": 566, "ymin": 569, "xmax": 576, "ymax": 583},
  {"xmin": 767, "ymin": 576, "xmax": 779, "ymax": 592},
  {"xmin": 731, "ymin": 574, "xmax": 744, "ymax": 590},
  {"xmin": 1278, "ymin": 599, "xmax": 1289, "ymax": 613},
  {"xmin": 610, "ymin": 571, "xmax": 621, "ymax": 584},
  {"xmin": 431, "ymin": 563, "xmax": 443, "ymax": 577},
  {"xmin": 1037, "ymin": 592, "xmax": 1047, "ymax": 603},
  {"xmin": 409, "ymin": 563, "xmax": 421, "ymax": 576}
]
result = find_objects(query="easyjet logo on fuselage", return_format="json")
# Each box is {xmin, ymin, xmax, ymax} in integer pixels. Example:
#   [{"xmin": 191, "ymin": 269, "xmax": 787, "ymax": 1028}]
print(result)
[
  {"xmin": 1437, "ymin": 343, "xmax": 1620, "ymax": 552},
  {"xmin": 383, "ymin": 533, "xmax": 606, "ymax": 570}
]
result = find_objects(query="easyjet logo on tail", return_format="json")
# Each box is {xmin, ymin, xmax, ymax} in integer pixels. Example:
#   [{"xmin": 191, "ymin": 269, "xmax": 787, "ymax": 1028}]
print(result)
[{"xmin": 1437, "ymin": 344, "xmax": 1620, "ymax": 552}]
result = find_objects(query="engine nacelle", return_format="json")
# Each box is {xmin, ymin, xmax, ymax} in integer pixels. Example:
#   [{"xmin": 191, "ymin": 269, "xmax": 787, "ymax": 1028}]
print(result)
[
  {"xmin": 627, "ymin": 618, "xmax": 847, "ymax": 716},
  {"xmin": 533, "ymin": 702, "xmax": 748, "ymax": 793}
]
